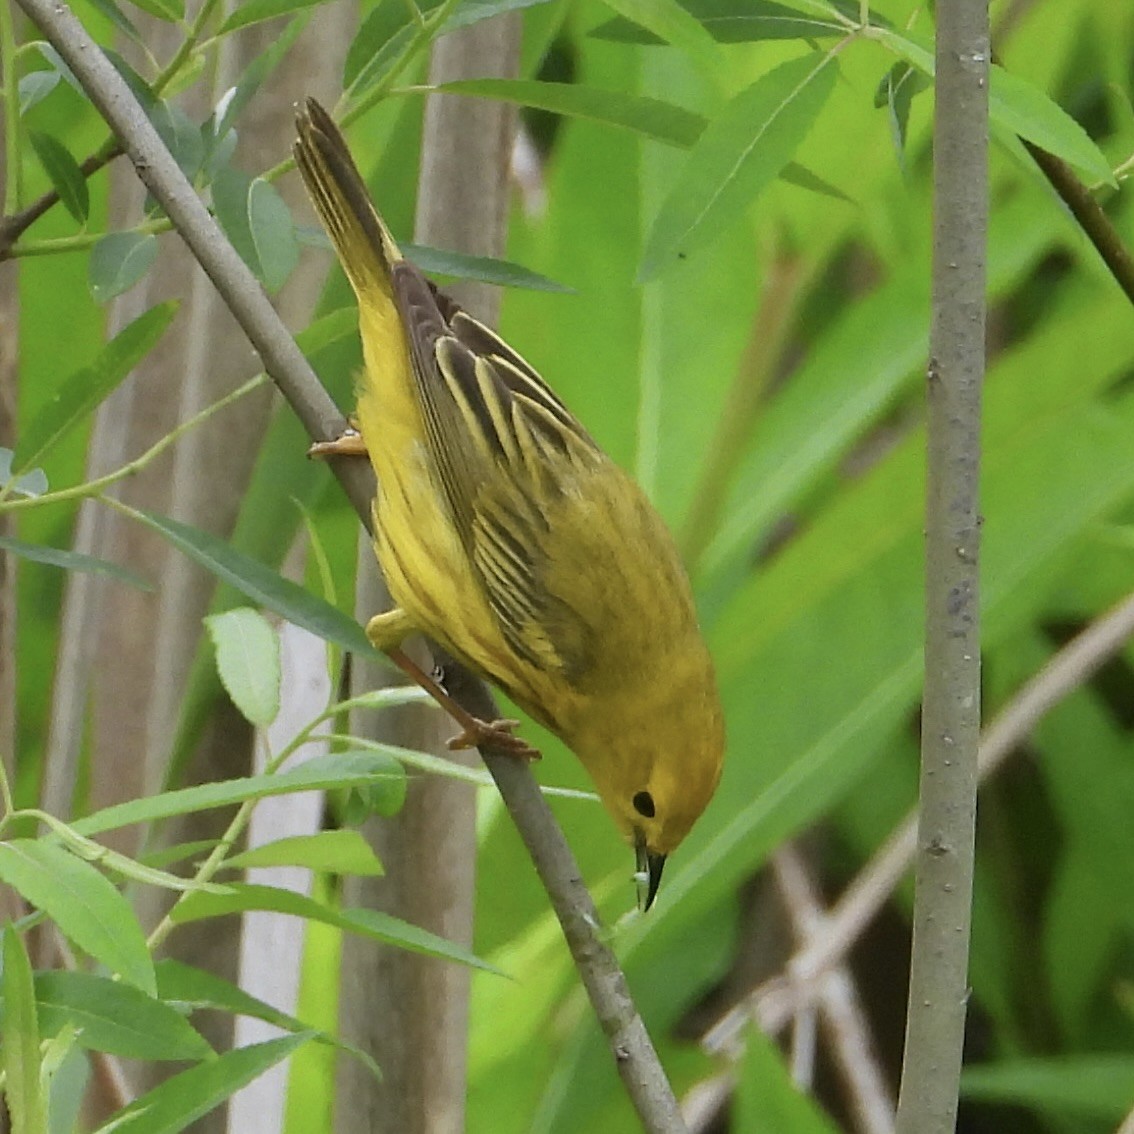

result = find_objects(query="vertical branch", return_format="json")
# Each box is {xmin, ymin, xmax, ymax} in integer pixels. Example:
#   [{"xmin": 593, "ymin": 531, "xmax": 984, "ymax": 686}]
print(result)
[{"xmin": 895, "ymin": 3, "xmax": 988, "ymax": 1132}]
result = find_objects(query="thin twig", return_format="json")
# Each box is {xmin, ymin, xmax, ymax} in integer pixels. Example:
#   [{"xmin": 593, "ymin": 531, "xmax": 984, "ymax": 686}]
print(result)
[
  {"xmin": 771, "ymin": 846, "xmax": 895, "ymax": 1134},
  {"xmin": 10, "ymin": 1, "xmax": 686, "ymax": 1129}
]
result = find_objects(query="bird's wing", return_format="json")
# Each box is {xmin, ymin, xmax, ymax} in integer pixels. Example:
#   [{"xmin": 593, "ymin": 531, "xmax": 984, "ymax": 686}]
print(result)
[{"xmin": 388, "ymin": 261, "xmax": 601, "ymax": 677}]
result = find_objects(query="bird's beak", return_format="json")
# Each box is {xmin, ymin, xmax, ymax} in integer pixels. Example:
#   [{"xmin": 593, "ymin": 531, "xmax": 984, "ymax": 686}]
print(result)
[{"xmin": 635, "ymin": 839, "xmax": 667, "ymax": 912}]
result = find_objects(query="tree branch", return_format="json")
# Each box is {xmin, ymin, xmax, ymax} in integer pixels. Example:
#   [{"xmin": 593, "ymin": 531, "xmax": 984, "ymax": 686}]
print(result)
[{"xmin": 12, "ymin": 1, "xmax": 687, "ymax": 1129}]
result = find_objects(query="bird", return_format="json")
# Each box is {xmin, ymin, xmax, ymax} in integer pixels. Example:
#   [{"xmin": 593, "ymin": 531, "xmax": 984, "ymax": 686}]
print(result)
[{"xmin": 294, "ymin": 97, "xmax": 724, "ymax": 909}]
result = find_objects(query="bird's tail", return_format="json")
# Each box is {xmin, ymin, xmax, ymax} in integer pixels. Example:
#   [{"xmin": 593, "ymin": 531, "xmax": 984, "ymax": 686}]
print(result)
[{"xmin": 293, "ymin": 98, "xmax": 402, "ymax": 300}]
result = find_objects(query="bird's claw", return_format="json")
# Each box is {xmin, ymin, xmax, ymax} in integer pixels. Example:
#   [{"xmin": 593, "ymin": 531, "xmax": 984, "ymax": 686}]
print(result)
[{"xmin": 448, "ymin": 717, "xmax": 540, "ymax": 760}]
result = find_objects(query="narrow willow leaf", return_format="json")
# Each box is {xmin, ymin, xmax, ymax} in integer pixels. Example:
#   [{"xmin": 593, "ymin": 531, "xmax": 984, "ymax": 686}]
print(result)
[
  {"xmin": 0, "ymin": 450, "xmax": 48, "ymax": 498},
  {"xmin": 71, "ymin": 751, "xmax": 405, "ymax": 837},
  {"xmin": 32, "ymin": 811, "xmax": 228, "ymax": 895},
  {"xmin": 874, "ymin": 61, "xmax": 931, "ymax": 174},
  {"xmin": 293, "ymin": 306, "xmax": 359, "ymax": 354},
  {"xmin": 171, "ymin": 883, "xmax": 505, "ymax": 975},
  {"xmin": 211, "ymin": 16, "xmax": 306, "ymax": 142},
  {"xmin": 87, "ymin": 0, "xmax": 142, "ymax": 40},
  {"xmin": 33, "ymin": 972, "xmax": 212, "ymax": 1061},
  {"xmin": 90, "ymin": 1033, "xmax": 312, "ymax": 1134},
  {"xmin": 640, "ymin": 52, "xmax": 837, "ymax": 280},
  {"xmin": 18, "ymin": 69, "xmax": 60, "ymax": 114},
  {"xmin": 876, "ymin": 28, "xmax": 1115, "ymax": 186},
  {"xmin": 122, "ymin": 0, "xmax": 182, "ymax": 21},
  {"xmin": 154, "ymin": 959, "xmax": 383, "ymax": 1081},
  {"xmin": 428, "ymin": 77, "xmax": 706, "ymax": 147},
  {"xmin": 205, "ymin": 607, "xmax": 281, "ymax": 727},
  {"xmin": 961, "ymin": 1056, "xmax": 1134, "ymax": 1120},
  {"xmin": 89, "ymin": 231, "xmax": 159, "ymax": 302},
  {"xmin": 599, "ymin": 0, "xmax": 719, "ymax": 69},
  {"xmin": 779, "ymin": 161, "xmax": 851, "ymax": 202},
  {"xmin": 735, "ymin": 1028, "xmax": 841, "ymax": 1132},
  {"xmin": 212, "ymin": 167, "xmax": 261, "ymax": 278},
  {"xmin": 248, "ymin": 177, "xmax": 300, "ymax": 292},
  {"xmin": 33, "ymin": 42, "xmax": 82, "ymax": 94},
  {"xmin": 2, "ymin": 929, "xmax": 47, "ymax": 1134},
  {"xmin": 215, "ymin": 0, "xmax": 326, "ymax": 35},
  {"xmin": 224, "ymin": 829, "xmax": 384, "ymax": 875},
  {"xmin": 443, "ymin": 0, "xmax": 554, "ymax": 32},
  {"xmin": 127, "ymin": 508, "xmax": 375, "ymax": 657},
  {"xmin": 402, "ymin": 243, "xmax": 574, "ymax": 293},
  {"xmin": 0, "ymin": 841, "xmax": 155, "ymax": 995},
  {"xmin": 344, "ymin": 8, "xmax": 415, "ymax": 98},
  {"xmin": 12, "ymin": 302, "xmax": 176, "ymax": 474},
  {"xmin": 592, "ymin": 0, "xmax": 855, "ymax": 43},
  {"xmin": 0, "ymin": 534, "xmax": 152, "ymax": 590}
]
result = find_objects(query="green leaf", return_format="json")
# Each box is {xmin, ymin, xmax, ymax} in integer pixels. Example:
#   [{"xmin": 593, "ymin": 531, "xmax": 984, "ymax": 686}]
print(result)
[
  {"xmin": 640, "ymin": 52, "xmax": 837, "ymax": 280},
  {"xmin": 0, "ymin": 450, "xmax": 47, "ymax": 498},
  {"xmin": 402, "ymin": 243, "xmax": 574, "ymax": 293},
  {"xmin": 211, "ymin": 166, "xmax": 261, "ymax": 278},
  {"xmin": 592, "ymin": 0, "xmax": 854, "ymax": 43},
  {"xmin": 0, "ymin": 841, "xmax": 155, "ymax": 995},
  {"xmin": 224, "ymin": 829, "xmax": 384, "ymax": 875},
  {"xmin": 209, "ymin": 15, "xmax": 306, "ymax": 142},
  {"xmin": 2, "ymin": 929, "xmax": 47, "ymax": 1134},
  {"xmin": 291, "ymin": 305, "xmax": 359, "ymax": 354},
  {"xmin": 735, "ymin": 1027, "xmax": 841, "ymax": 1132},
  {"xmin": 0, "ymin": 535, "xmax": 152, "ymax": 590},
  {"xmin": 86, "ymin": 0, "xmax": 142, "ymax": 41},
  {"xmin": 12, "ymin": 302, "xmax": 176, "ymax": 476},
  {"xmin": 71, "ymin": 751, "xmax": 406, "ymax": 837},
  {"xmin": 126, "ymin": 508, "xmax": 375, "ymax": 657},
  {"xmin": 90, "ymin": 1033, "xmax": 312, "ymax": 1134},
  {"xmin": 205, "ymin": 607, "xmax": 281, "ymax": 727},
  {"xmin": 32, "ymin": 972, "xmax": 212, "ymax": 1061},
  {"xmin": 18, "ymin": 70, "xmax": 61, "ymax": 115},
  {"xmin": 961, "ymin": 1056, "xmax": 1134, "ymax": 1121},
  {"xmin": 344, "ymin": 5, "xmax": 416, "ymax": 98},
  {"xmin": 27, "ymin": 130, "xmax": 88, "ymax": 223},
  {"xmin": 154, "ymin": 959, "xmax": 382, "ymax": 1081},
  {"xmin": 215, "ymin": 0, "xmax": 326, "ymax": 35},
  {"xmin": 248, "ymin": 177, "xmax": 300, "ymax": 292},
  {"xmin": 875, "ymin": 29, "xmax": 1115, "ymax": 186},
  {"xmin": 779, "ymin": 160, "xmax": 852, "ymax": 202},
  {"xmin": 990, "ymin": 65, "xmax": 1116, "ymax": 186},
  {"xmin": 88, "ymin": 231, "xmax": 159, "ymax": 302},
  {"xmin": 874, "ymin": 61, "xmax": 930, "ymax": 173},
  {"xmin": 598, "ymin": 0, "xmax": 720, "ymax": 70},
  {"xmin": 428, "ymin": 78, "xmax": 705, "ymax": 147},
  {"xmin": 122, "ymin": 0, "xmax": 182, "ymax": 22},
  {"xmin": 32, "ymin": 810, "xmax": 228, "ymax": 896},
  {"xmin": 172, "ymin": 883, "xmax": 505, "ymax": 975}
]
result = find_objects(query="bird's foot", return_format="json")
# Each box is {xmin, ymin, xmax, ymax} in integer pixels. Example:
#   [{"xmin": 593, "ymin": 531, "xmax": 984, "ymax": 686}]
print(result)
[
  {"xmin": 308, "ymin": 424, "xmax": 368, "ymax": 460},
  {"xmin": 448, "ymin": 717, "xmax": 540, "ymax": 761}
]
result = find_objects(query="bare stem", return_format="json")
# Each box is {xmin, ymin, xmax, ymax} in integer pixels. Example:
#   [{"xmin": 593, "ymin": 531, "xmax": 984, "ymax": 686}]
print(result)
[{"xmin": 894, "ymin": 3, "xmax": 988, "ymax": 1128}]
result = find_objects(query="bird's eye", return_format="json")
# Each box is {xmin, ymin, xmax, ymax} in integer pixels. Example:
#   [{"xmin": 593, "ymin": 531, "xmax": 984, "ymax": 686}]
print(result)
[{"xmin": 632, "ymin": 790, "xmax": 655, "ymax": 818}]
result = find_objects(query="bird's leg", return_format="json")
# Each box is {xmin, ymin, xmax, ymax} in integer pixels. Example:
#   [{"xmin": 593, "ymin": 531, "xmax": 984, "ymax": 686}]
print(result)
[
  {"xmin": 367, "ymin": 608, "xmax": 540, "ymax": 761},
  {"xmin": 307, "ymin": 421, "xmax": 368, "ymax": 460}
]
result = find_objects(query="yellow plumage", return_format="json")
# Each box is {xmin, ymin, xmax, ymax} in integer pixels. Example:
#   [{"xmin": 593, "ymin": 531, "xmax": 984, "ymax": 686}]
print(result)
[{"xmin": 295, "ymin": 98, "xmax": 724, "ymax": 907}]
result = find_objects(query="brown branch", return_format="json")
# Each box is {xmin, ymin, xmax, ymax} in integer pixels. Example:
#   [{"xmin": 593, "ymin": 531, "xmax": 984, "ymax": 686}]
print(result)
[
  {"xmin": 0, "ymin": 142, "xmax": 121, "ymax": 259},
  {"xmin": 1021, "ymin": 140, "xmax": 1134, "ymax": 307},
  {"xmin": 11, "ymin": 1, "xmax": 688, "ymax": 1129}
]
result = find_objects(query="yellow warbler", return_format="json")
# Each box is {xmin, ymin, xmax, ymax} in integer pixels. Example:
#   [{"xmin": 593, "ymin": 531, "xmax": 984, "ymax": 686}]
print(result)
[{"xmin": 294, "ymin": 98, "xmax": 724, "ymax": 908}]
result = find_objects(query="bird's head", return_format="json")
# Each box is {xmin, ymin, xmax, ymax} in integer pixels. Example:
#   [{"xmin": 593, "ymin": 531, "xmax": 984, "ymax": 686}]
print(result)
[{"xmin": 578, "ymin": 663, "xmax": 725, "ymax": 911}]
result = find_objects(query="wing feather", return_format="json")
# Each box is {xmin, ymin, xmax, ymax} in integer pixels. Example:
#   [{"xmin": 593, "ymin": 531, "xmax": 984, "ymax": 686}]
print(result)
[{"xmin": 385, "ymin": 261, "xmax": 602, "ymax": 679}]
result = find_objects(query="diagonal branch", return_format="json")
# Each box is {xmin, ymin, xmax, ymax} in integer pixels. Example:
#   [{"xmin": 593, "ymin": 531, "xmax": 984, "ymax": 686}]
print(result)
[{"xmin": 12, "ymin": 0, "xmax": 687, "ymax": 1129}]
